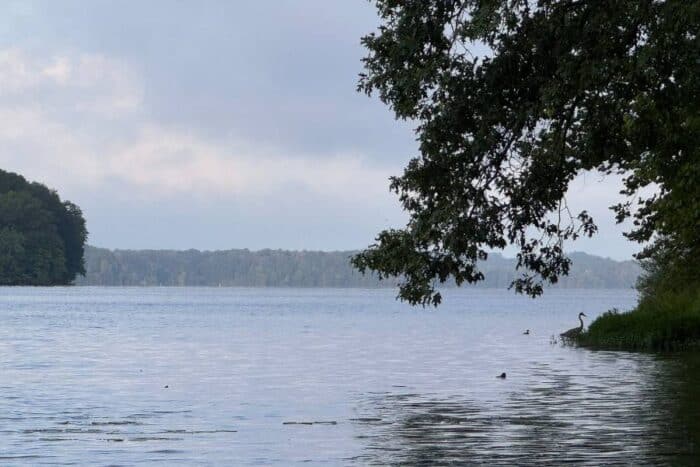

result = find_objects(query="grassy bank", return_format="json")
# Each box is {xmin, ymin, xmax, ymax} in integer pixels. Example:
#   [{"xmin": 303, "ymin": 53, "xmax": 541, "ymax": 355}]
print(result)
[{"xmin": 575, "ymin": 289, "xmax": 700, "ymax": 351}]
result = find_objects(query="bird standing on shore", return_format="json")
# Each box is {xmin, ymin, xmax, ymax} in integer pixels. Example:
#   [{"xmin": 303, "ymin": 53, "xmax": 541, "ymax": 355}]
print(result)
[{"xmin": 560, "ymin": 312, "xmax": 587, "ymax": 338}]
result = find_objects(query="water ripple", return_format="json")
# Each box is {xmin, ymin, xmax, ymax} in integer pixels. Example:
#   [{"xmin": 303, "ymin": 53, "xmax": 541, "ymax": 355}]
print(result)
[{"xmin": 1, "ymin": 287, "xmax": 698, "ymax": 465}]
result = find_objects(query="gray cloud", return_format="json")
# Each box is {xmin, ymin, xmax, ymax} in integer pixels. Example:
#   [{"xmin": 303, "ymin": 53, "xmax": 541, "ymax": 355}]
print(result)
[{"xmin": 2, "ymin": 0, "xmax": 416, "ymax": 159}]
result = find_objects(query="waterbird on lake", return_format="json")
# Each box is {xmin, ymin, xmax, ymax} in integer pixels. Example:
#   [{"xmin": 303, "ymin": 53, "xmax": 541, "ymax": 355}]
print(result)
[
  {"xmin": 523, "ymin": 329, "xmax": 530, "ymax": 335},
  {"xmin": 497, "ymin": 372, "xmax": 506, "ymax": 379},
  {"xmin": 560, "ymin": 312, "xmax": 587, "ymax": 338}
]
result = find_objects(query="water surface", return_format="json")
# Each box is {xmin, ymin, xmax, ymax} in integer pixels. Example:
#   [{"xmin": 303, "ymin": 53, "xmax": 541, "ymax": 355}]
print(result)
[{"xmin": 0, "ymin": 287, "xmax": 698, "ymax": 465}]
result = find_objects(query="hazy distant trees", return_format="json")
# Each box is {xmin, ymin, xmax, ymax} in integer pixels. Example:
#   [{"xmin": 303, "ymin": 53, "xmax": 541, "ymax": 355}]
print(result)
[
  {"xmin": 0, "ymin": 169, "xmax": 87, "ymax": 285},
  {"xmin": 79, "ymin": 247, "xmax": 383, "ymax": 287},
  {"xmin": 79, "ymin": 246, "xmax": 639, "ymax": 289}
]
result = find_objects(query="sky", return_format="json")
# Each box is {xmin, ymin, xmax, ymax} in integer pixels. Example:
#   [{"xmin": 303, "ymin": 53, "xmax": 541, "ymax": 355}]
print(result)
[{"xmin": 0, "ymin": 1, "xmax": 641, "ymax": 260}]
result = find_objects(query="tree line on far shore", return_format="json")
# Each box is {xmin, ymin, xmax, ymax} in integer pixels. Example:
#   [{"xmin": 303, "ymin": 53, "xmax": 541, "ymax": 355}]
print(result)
[{"xmin": 78, "ymin": 245, "xmax": 640, "ymax": 289}]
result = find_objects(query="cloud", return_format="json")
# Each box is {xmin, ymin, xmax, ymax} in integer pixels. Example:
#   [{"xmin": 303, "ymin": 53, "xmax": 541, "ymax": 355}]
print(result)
[
  {"xmin": 106, "ymin": 126, "xmax": 394, "ymax": 201},
  {"xmin": 0, "ymin": 47, "xmax": 397, "ymax": 204},
  {"xmin": 0, "ymin": 107, "xmax": 103, "ymax": 185},
  {"xmin": 0, "ymin": 48, "xmax": 141, "ymax": 115}
]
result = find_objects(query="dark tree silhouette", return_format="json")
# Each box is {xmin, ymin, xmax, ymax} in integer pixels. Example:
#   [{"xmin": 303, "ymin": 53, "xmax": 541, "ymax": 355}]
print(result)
[{"xmin": 353, "ymin": 0, "xmax": 699, "ymax": 305}]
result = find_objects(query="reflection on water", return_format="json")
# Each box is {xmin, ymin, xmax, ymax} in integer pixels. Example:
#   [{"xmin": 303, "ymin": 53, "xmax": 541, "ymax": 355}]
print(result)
[
  {"xmin": 0, "ymin": 287, "xmax": 698, "ymax": 464},
  {"xmin": 352, "ymin": 354, "xmax": 700, "ymax": 465}
]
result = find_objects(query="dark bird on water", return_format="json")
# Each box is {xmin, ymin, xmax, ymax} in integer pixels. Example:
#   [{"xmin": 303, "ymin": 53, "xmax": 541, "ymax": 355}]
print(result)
[
  {"xmin": 497, "ymin": 372, "xmax": 506, "ymax": 379},
  {"xmin": 560, "ymin": 312, "xmax": 587, "ymax": 338},
  {"xmin": 523, "ymin": 329, "xmax": 530, "ymax": 335}
]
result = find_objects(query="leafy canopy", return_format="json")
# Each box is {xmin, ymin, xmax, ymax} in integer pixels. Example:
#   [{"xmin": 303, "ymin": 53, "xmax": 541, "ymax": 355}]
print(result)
[
  {"xmin": 353, "ymin": 0, "xmax": 700, "ymax": 305},
  {"xmin": 0, "ymin": 169, "xmax": 88, "ymax": 285}
]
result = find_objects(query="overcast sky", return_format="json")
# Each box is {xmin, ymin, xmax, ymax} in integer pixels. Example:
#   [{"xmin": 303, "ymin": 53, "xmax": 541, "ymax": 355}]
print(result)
[{"xmin": 0, "ymin": 1, "xmax": 640, "ymax": 259}]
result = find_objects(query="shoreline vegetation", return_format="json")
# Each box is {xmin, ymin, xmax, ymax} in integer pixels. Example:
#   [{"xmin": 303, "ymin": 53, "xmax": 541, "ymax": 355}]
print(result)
[{"xmin": 575, "ymin": 290, "xmax": 700, "ymax": 351}]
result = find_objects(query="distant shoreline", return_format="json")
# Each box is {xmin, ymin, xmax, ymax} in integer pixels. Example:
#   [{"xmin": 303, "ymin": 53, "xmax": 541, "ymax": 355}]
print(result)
[
  {"xmin": 67, "ymin": 284, "xmax": 636, "ymax": 290},
  {"xmin": 77, "ymin": 246, "xmax": 641, "ymax": 289}
]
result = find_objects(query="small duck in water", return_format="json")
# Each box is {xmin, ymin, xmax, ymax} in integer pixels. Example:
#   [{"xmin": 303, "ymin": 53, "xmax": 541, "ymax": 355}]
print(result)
[
  {"xmin": 497, "ymin": 372, "xmax": 506, "ymax": 379},
  {"xmin": 523, "ymin": 329, "xmax": 530, "ymax": 335}
]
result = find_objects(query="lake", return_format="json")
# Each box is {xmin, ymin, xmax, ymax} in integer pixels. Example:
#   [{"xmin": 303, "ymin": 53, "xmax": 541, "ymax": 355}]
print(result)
[{"xmin": 0, "ymin": 287, "xmax": 698, "ymax": 465}]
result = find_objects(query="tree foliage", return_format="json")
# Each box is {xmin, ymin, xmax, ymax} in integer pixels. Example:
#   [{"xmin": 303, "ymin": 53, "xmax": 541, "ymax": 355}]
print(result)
[
  {"xmin": 353, "ymin": 0, "xmax": 699, "ymax": 305},
  {"xmin": 0, "ymin": 169, "xmax": 87, "ymax": 285}
]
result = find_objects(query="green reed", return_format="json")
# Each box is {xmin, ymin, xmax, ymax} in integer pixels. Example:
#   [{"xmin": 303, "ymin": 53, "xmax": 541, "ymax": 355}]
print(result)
[{"xmin": 575, "ymin": 289, "xmax": 700, "ymax": 351}]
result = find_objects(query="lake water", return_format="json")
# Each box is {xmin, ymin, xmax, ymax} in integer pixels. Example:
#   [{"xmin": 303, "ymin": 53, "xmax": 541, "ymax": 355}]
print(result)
[{"xmin": 1, "ymin": 287, "xmax": 699, "ymax": 465}]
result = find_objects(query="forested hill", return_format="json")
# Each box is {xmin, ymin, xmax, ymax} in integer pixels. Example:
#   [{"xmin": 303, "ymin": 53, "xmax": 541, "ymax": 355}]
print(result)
[
  {"xmin": 78, "ymin": 246, "xmax": 641, "ymax": 289},
  {"xmin": 0, "ymin": 169, "xmax": 87, "ymax": 285}
]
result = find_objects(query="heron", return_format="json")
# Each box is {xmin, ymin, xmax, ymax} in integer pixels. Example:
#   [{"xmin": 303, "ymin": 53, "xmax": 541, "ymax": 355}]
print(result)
[{"xmin": 560, "ymin": 312, "xmax": 587, "ymax": 338}]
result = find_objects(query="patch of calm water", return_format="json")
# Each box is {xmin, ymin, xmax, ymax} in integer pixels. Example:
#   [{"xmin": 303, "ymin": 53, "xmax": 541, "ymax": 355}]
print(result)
[{"xmin": 0, "ymin": 287, "xmax": 698, "ymax": 465}]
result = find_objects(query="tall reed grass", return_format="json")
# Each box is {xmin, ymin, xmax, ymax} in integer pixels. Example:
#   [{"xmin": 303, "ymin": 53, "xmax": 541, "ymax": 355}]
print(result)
[{"xmin": 575, "ymin": 289, "xmax": 700, "ymax": 351}]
